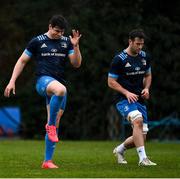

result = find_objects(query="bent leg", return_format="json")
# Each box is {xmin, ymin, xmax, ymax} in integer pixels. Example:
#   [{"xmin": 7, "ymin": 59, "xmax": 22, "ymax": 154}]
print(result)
[
  {"xmin": 36, "ymin": 76, "xmax": 67, "ymax": 167},
  {"xmin": 46, "ymin": 80, "xmax": 66, "ymax": 126},
  {"xmin": 44, "ymin": 81, "xmax": 66, "ymax": 142},
  {"xmin": 122, "ymin": 134, "xmax": 147, "ymax": 149},
  {"xmin": 44, "ymin": 94, "xmax": 66, "ymax": 162},
  {"xmin": 132, "ymin": 117, "xmax": 144, "ymax": 147}
]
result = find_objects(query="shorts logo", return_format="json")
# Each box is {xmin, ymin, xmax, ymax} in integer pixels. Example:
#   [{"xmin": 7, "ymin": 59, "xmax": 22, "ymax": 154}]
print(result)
[{"xmin": 124, "ymin": 105, "xmax": 129, "ymax": 112}]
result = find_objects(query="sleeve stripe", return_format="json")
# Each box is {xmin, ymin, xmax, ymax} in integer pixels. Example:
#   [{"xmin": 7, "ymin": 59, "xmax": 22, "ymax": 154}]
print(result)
[
  {"xmin": 146, "ymin": 67, "xmax": 151, "ymax": 74},
  {"xmin": 68, "ymin": 49, "xmax": 74, "ymax": 55},
  {"xmin": 24, "ymin": 49, "xmax": 32, "ymax": 57},
  {"xmin": 108, "ymin": 73, "xmax": 119, "ymax": 78}
]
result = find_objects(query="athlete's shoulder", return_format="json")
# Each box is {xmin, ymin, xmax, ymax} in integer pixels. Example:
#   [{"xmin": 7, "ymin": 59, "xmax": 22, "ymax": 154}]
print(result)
[
  {"xmin": 60, "ymin": 35, "xmax": 70, "ymax": 41},
  {"xmin": 139, "ymin": 50, "xmax": 151, "ymax": 61},
  {"xmin": 115, "ymin": 50, "xmax": 128, "ymax": 61},
  {"xmin": 139, "ymin": 50, "xmax": 151, "ymax": 58},
  {"xmin": 60, "ymin": 36, "xmax": 73, "ymax": 50},
  {"xmin": 35, "ymin": 34, "xmax": 48, "ymax": 41},
  {"xmin": 28, "ymin": 34, "xmax": 47, "ymax": 44}
]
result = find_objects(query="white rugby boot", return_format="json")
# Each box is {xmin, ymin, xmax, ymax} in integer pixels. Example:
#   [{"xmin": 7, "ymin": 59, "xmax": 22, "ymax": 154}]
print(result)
[
  {"xmin": 139, "ymin": 158, "xmax": 157, "ymax": 166},
  {"xmin": 113, "ymin": 147, "xmax": 127, "ymax": 164}
]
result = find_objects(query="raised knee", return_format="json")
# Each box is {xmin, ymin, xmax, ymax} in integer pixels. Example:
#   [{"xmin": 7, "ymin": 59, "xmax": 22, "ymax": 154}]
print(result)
[
  {"xmin": 133, "ymin": 119, "xmax": 143, "ymax": 128},
  {"xmin": 55, "ymin": 86, "xmax": 66, "ymax": 96},
  {"xmin": 127, "ymin": 110, "xmax": 142, "ymax": 122}
]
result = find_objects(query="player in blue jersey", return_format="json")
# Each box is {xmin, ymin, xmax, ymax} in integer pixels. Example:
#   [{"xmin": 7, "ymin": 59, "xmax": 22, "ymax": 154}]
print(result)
[
  {"xmin": 108, "ymin": 29, "xmax": 156, "ymax": 166},
  {"xmin": 4, "ymin": 14, "xmax": 82, "ymax": 169}
]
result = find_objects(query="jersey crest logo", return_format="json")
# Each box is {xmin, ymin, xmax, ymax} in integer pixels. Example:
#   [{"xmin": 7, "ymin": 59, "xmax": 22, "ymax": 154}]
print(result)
[
  {"xmin": 61, "ymin": 42, "xmax": 67, "ymax": 48},
  {"xmin": 135, "ymin": 67, "xmax": 141, "ymax": 71},
  {"xmin": 41, "ymin": 43, "xmax": 47, "ymax": 48},
  {"xmin": 125, "ymin": 62, "xmax": 131, "ymax": 67},
  {"xmin": 141, "ymin": 59, "xmax": 146, "ymax": 65}
]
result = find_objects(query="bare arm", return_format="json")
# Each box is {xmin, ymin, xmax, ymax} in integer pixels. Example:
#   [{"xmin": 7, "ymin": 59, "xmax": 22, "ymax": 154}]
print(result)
[
  {"xmin": 108, "ymin": 77, "xmax": 139, "ymax": 103},
  {"xmin": 4, "ymin": 53, "xmax": 31, "ymax": 97},
  {"xmin": 141, "ymin": 73, "xmax": 152, "ymax": 99},
  {"xmin": 69, "ymin": 29, "xmax": 82, "ymax": 68},
  {"xmin": 69, "ymin": 45, "xmax": 82, "ymax": 68}
]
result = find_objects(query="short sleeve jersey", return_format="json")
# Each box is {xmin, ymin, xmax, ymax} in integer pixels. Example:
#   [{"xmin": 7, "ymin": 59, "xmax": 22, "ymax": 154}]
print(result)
[
  {"xmin": 24, "ymin": 34, "xmax": 74, "ymax": 84},
  {"xmin": 108, "ymin": 50, "xmax": 151, "ymax": 103}
]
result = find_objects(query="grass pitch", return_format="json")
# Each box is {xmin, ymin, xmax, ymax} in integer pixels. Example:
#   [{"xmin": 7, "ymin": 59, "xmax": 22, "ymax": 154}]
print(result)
[{"xmin": 0, "ymin": 140, "xmax": 180, "ymax": 178}]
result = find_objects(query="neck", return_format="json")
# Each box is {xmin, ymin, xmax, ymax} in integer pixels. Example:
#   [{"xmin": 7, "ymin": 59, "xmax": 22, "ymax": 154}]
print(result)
[
  {"xmin": 45, "ymin": 31, "xmax": 53, "ymax": 39},
  {"xmin": 125, "ymin": 47, "xmax": 138, "ymax": 57}
]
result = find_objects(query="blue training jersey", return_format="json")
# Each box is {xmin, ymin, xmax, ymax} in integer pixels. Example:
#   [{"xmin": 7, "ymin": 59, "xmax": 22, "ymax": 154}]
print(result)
[
  {"xmin": 108, "ymin": 49, "xmax": 151, "ymax": 103},
  {"xmin": 24, "ymin": 34, "xmax": 74, "ymax": 84}
]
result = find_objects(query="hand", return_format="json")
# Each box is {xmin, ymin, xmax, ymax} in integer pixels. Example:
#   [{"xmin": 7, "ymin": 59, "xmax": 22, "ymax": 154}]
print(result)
[
  {"xmin": 141, "ymin": 88, "xmax": 149, "ymax": 100},
  {"xmin": 69, "ymin": 29, "xmax": 82, "ymax": 47},
  {"xmin": 4, "ymin": 82, "xmax": 16, "ymax": 97},
  {"xmin": 125, "ymin": 91, "xmax": 139, "ymax": 103}
]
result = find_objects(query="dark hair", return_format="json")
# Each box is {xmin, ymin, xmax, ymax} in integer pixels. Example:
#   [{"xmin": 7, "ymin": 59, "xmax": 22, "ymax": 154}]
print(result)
[
  {"xmin": 49, "ymin": 14, "xmax": 68, "ymax": 29},
  {"xmin": 129, "ymin": 29, "xmax": 146, "ymax": 40}
]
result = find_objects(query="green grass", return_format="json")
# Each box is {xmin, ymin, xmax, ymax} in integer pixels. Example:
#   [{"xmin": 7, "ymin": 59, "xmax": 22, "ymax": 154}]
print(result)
[{"xmin": 0, "ymin": 140, "xmax": 180, "ymax": 178}]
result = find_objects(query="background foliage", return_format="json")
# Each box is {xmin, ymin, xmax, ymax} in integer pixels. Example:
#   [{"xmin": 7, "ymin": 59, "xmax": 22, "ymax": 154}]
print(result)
[{"xmin": 0, "ymin": 0, "xmax": 179, "ymax": 139}]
